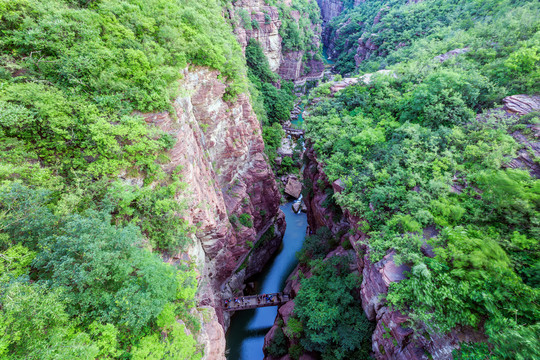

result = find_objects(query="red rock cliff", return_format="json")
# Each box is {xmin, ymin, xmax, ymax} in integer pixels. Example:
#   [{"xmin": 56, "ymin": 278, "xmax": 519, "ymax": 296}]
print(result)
[{"xmin": 144, "ymin": 66, "xmax": 286, "ymax": 359}]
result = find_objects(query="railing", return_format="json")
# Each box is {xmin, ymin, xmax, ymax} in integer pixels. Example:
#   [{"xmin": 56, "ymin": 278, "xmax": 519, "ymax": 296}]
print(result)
[{"xmin": 222, "ymin": 292, "xmax": 290, "ymax": 311}]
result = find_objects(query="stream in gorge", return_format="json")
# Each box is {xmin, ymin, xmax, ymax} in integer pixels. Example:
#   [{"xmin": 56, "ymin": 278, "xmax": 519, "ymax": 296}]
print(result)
[{"xmin": 225, "ymin": 202, "xmax": 308, "ymax": 360}]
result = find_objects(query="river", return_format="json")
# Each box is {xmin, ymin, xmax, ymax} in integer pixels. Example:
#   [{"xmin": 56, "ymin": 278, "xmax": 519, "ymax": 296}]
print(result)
[{"xmin": 225, "ymin": 202, "xmax": 308, "ymax": 360}]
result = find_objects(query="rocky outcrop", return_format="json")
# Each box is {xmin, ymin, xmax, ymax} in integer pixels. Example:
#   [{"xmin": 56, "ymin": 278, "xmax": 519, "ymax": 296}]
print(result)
[
  {"xmin": 434, "ymin": 47, "xmax": 470, "ymax": 62},
  {"xmin": 144, "ymin": 66, "xmax": 285, "ymax": 358},
  {"xmin": 329, "ymin": 69, "xmax": 396, "ymax": 93},
  {"xmin": 503, "ymin": 94, "xmax": 540, "ymax": 116},
  {"xmin": 233, "ymin": 0, "xmax": 283, "ymax": 71},
  {"xmin": 354, "ymin": 36, "xmax": 379, "ymax": 66},
  {"xmin": 233, "ymin": 0, "xmax": 324, "ymax": 83},
  {"xmin": 503, "ymin": 95, "xmax": 540, "ymax": 178},
  {"xmin": 317, "ymin": 0, "xmax": 344, "ymax": 26}
]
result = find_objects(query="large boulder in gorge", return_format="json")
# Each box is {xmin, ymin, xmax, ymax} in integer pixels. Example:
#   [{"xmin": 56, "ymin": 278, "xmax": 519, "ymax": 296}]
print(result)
[{"xmin": 284, "ymin": 177, "xmax": 302, "ymax": 198}]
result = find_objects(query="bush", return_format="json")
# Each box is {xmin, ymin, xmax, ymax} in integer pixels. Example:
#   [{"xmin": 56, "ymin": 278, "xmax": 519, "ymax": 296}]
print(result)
[
  {"xmin": 238, "ymin": 213, "xmax": 254, "ymax": 228},
  {"xmin": 295, "ymin": 256, "xmax": 374, "ymax": 359},
  {"xmin": 266, "ymin": 326, "xmax": 288, "ymax": 358}
]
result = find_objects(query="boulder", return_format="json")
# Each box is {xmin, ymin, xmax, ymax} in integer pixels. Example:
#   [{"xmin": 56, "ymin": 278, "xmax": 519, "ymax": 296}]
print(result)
[
  {"xmin": 277, "ymin": 137, "xmax": 294, "ymax": 157},
  {"xmin": 292, "ymin": 201, "xmax": 301, "ymax": 213},
  {"xmin": 503, "ymin": 94, "xmax": 540, "ymax": 116},
  {"xmin": 284, "ymin": 177, "xmax": 302, "ymax": 198},
  {"xmin": 434, "ymin": 47, "xmax": 470, "ymax": 62},
  {"xmin": 278, "ymin": 300, "xmax": 295, "ymax": 325}
]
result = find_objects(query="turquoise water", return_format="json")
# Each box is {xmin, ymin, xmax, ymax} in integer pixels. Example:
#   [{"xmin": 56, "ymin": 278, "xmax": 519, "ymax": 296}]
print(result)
[
  {"xmin": 225, "ymin": 203, "xmax": 308, "ymax": 360},
  {"xmin": 322, "ymin": 46, "xmax": 335, "ymax": 65},
  {"xmin": 291, "ymin": 104, "xmax": 305, "ymax": 127}
]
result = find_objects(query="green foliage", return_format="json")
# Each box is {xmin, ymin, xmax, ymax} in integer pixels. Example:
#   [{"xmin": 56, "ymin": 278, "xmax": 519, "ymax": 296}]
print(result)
[
  {"xmin": 285, "ymin": 317, "xmax": 304, "ymax": 339},
  {"xmin": 294, "ymin": 255, "xmax": 374, "ymax": 359},
  {"xmin": 0, "ymin": 0, "xmax": 246, "ymax": 111},
  {"xmin": 278, "ymin": 156, "xmax": 295, "ymax": 175},
  {"xmin": 303, "ymin": 2, "xmax": 539, "ymax": 356},
  {"xmin": 237, "ymin": 8, "xmax": 252, "ymax": 30},
  {"xmin": 0, "ymin": 184, "xmax": 200, "ymax": 358},
  {"xmin": 266, "ymin": 326, "xmax": 288, "ymax": 358},
  {"xmin": 0, "ymin": 244, "xmax": 35, "ymax": 283},
  {"xmin": 105, "ymin": 176, "xmax": 192, "ymax": 251},
  {"xmin": 278, "ymin": 0, "xmax": 321, "ymax": 53},
  {"xmin": 238, "ymin": 213, "xmax": 254, "ymax": 228},
  {"xmin": 33, "ymin": 211, "xmax": 177, "ymax": 336},
  {"xmin": 297, "ymin": 226, "xmax": 337, "ymax": 265},
  {"xmin": 0, "ymin": 281, "xmax": 100, "ymax": 359},
  {"xmin": 327, "ymin": 0, "xmax": 540, "ymax": 91},
  {"xmin": 245, "ymin": 40, "xmax": 294, "ymax": 126},
  {"xmin": 288, "ymin": 344, "xmax": 304, "ymax": 360},
  {"xmin": 244, "ymin": 39, "xmax": 293, "ymax": 167},
  {"xmin": 453, "ymin": 342, "xmax": 493, "ymax": 360}
]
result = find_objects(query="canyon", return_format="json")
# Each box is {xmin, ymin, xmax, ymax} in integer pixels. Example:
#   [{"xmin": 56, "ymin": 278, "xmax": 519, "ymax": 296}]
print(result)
[
  {"xmin": 165, "ymin": 1, "xmax": 539, "ymax": 360},
  {"xmin": 2, "ymin": 0, "xmax": 536, "ymax": 359}
]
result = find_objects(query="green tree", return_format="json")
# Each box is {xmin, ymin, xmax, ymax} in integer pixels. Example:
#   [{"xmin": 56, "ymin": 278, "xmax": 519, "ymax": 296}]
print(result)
[{"xmin": 295, "ymin": 256, "xmax": 373, "ymax": 359}]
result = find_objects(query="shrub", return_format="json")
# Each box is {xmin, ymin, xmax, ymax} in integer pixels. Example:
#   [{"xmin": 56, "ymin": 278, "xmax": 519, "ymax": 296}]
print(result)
[{"xmin": 238, "ymin": 213, "xmax": 253, "ymax": 228}]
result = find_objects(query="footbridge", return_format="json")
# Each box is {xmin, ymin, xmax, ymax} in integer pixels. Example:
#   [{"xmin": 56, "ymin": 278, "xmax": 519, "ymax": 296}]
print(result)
[
  {"xmin": 223, "ymin": 292, "xmax": 290, "ymax": 311},
  {"xmin": 282, "ymin": 126, "xmax": 304, "ymax": 138}
]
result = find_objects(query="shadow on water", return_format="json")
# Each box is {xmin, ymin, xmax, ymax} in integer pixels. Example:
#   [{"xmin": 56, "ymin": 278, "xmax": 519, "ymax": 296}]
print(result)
[{"xmin": 226, "ymin": 203, "xmax": 308, "ymax": 360}]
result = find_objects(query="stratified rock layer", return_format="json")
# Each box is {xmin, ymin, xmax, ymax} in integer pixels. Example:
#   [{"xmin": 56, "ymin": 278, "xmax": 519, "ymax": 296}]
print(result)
[
  {"xmin": 233, "ymin": 0, "xmax": 325, "ymax": 83},
  {"xmin": 144, "ymin": 66, "xmax": 285, "ymax": 359}
]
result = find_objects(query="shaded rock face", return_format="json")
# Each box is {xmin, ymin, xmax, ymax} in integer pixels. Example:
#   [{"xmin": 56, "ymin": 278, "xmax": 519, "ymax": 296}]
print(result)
[
  {"xmin": 233, "ymin": 0, "xmax": 324, "ymax": 83},
  {"xmin": 317, "ymin": 0, "xmax": 344, "ymax": 26},
  {"xmin": 144, "ymin": 66, "xmax": 285, "ymax": 358},
  {"xmin": 233, "ymin": 0, "xmax": 283, "ymax": 71}
]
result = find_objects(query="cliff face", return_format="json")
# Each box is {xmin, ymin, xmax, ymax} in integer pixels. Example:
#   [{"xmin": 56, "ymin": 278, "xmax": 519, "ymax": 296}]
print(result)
[
  {"xmin": 276, "ymin": 4, "xmax": 324, "ymax": 82},
  {"xmin": 317, "ymin": 0, "xmax": 344, "ymax": 25},
  {"xmin": 144, "ymin": 66, "xmax": 285, "ymax": 359},
  {"xmin": 232, "ymin": 0, "xmax": 325, "ymax": 83},
  {"xmin": 233, "ymin": 0, "xmax": 283, "ymax": 72}
]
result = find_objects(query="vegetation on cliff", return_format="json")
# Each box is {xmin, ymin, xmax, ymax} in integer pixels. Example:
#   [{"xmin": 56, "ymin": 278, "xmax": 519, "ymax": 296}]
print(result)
[
  {"xmin": 327, "ymin": 0, "xmax": 539, "ymax": 82},
  {"xmin": 304, "ymin": 0, "xmax": 539, "ymax": 358},
  {"xmin": 0, "ymin": 0, "xmax": 251, "ymax": 357},
  {"xmin": 245, "ymin": 38, "xmax": 294, "ymax": 164},
  {"xmin": 259, "ymin": 0, "xmax": 322, "ymax": 57}
]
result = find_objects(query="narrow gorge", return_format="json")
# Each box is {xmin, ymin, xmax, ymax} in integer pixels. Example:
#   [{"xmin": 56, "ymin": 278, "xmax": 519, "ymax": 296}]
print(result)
[{"xmin": 0, "ymin": 1, "xmax": 538, "ymax": 360}]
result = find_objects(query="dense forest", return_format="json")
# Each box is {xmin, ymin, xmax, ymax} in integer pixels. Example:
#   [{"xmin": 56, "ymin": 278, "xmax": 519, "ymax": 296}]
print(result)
[
  {"xmin": 305, "ymin": 0, "xmax": 539, "ymax": 358},
  {"xmin": 0, "ymin": 0, "xmax": 538, "ymax": 359},
  {"xmin": 0, "ymin": 0, "xmax": 251, "ymax": 357}
]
